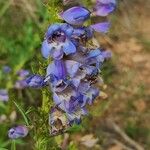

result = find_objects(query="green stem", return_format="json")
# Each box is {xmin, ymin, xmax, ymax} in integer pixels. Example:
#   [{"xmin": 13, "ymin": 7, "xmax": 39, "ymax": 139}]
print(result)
[
  {"xmin": 11, "ymin": 140, "xmax": 16, "ymax": 150},
  {"xmin": 41, "ymin": 89, "xmax": 50, "ymax": 113}
]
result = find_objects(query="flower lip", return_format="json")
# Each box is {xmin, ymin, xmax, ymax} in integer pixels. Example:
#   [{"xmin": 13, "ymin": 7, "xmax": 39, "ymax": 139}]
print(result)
[
  {"xmin": 42, "ymin": 23, "xmax": 76, "ymax": 59},
  {"xmin": 46, "ymin": 23, "xmax": 73, "ymax": 41}
]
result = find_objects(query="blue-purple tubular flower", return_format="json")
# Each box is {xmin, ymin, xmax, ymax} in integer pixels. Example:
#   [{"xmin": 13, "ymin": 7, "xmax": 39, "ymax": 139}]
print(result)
[
  {"xmin": 61, "ymin": 6, "xmax": 90, "ymax": 25},
  {"xmin": 90, "ymin": 22, "xmax": 111, "ymax": 33},
  {"xmin": 39, "ymin": 0, "xmax": 114, "ymax": 135},
  {"xmin": 94, "ymin": 0, "xmax": 116, "ymax": 16},
  {"xmin": 3, "ymin": 66, "xmax": 11, "ymax": 73},
  {"xmin": 8, "ymin": 125, "xmax": 28, "ymax": 139},
  {"xmin": 0, "ymin": 89, "xmax": 9, "ymax": 102},
  {"xmin": 41, "ymin": 23, "xmax": 76, "ymax": 59},
  {"xmin": 46, "ymin": 47, "xmax": 110, "ymax": 128},
  {"xmin": 26, "ymin": 75, "xmax": 46, "ymax": 88},
  {"xmin": 71, "ymin": 27, "xmax": 94, "ymax": 46}
]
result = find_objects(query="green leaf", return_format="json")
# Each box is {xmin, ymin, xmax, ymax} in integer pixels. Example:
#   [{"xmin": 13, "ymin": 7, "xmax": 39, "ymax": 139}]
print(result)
[
  {"xmin": 13, "ymin": 101, "xmax": 29, "ymax": 126},
  {"xmin": 0, "ymin": 148, "xmax": 8, "ymax": 150}
]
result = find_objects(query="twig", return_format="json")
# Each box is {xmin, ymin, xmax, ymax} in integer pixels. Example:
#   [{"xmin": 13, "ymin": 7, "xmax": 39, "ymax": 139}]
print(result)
[
  {"xmin": 106, "ymin": 119, "xmax": 144, "ymax": 150},
  {"xmin": 61, "ymin": 133, "xmax": 69, "ymax": 150},
  {"xmin": 112, "ymin": 139, "xmax": 134, "ymax": 150}
]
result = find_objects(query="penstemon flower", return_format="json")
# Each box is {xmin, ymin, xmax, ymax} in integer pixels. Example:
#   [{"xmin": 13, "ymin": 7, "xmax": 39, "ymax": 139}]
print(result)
[
  {"xmin": 0, "ymin": 89, "xmax": 9, "ymax": 102},
  {"xmin": 60, "ymin": 6, "xmax": 91, "ymax": 25},
  {"xmin": 94, "ymin": 0, "xmax": 116, "ymax": 16},
  {"xmin": 8, "ymin": 125, "xmax": 28, "ymax": 139},
  {"xmin": 41, "ymin": 23, "xmax": 76, "ymax": 59},
  {"xmin": 24, "ymin": 0, "xmax": 116, "ymax": 136}
]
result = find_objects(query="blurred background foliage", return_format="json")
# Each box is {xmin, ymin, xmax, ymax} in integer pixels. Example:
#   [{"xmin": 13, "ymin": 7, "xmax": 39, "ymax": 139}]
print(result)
[{"xmin": 0, "ymin": 0, "xmax": 150, "ymax": 149}]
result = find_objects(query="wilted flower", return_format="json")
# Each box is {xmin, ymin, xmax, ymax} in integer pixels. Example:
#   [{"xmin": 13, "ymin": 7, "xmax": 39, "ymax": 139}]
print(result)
[
  {"xmin": 41, "ymin": 23, "xmax": 76, "ymax": 59},
  {"xmin": 61, "ymin": 6, "xmax": 90, "ymax": 25},
  {"xmin": 26, "ymin": 75, "xmax": 46, "ymax": 88},
  {"xmin": 49, "ymin": 106, "xmax": 70, "ymax": 135},
  {"xmin": 94, "ymin": 0, "xmax": 116, "ymax": 16},
  {"xmin": 0, "ymin": 89, "xmax": 9, "ymax": 102},
  {"xmin": 8, "ymin": 125, "xmax": 28, "ymax": 139}
]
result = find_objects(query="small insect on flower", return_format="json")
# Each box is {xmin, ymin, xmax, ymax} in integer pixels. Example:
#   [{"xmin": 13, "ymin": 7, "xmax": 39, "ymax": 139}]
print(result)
[
  {"xmin": 8, "ymin": 125, "xmax": 28, "ymax": 139},
  {"xmin": 0, "ymin": 89, "xmax": 9, "ymax": 102},
  {"xmin": 94, "ymin": 0, "xmax": 116, "ymax": 16},
  {"xmin": 61, "ymin": 6, "xmax": 91, "ymax": 25}
]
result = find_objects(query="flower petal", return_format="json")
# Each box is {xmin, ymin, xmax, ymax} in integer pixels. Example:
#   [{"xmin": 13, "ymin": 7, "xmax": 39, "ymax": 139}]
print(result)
[
  {"xmin": 47, "ymin": 60, "xmax": 66, "ymax": 80},
  {"xmin": 95, "ymin": 0, "xmax": 116, "ymax": 16},
  {"xmin": 65, "ymin": 60, "xmax": 80, "ymax": 77},
  {"xmin": 63, "ymin": 40, "xmax": 76, "ymax": 55},
  {"xmin": 61, "ymin": 6, "xmax": 90, "ymax": 25},
  {"xmin": 41, "ymin": 40, "xmax": 53, "ymax": 58},
  {"xmin": 46, "ymin": 24, "xmax": 61, "ymax": 39},
  {"xmin": 90, "ymin": 22, "xmax": 110, "ymax": 33},
  {"xmin": 26, "ymin": 75, "xmax": 46, "ymax": 88},
  {"xmin": 87, "ymin": 49, "xmax": 101, "ymax": 59}
]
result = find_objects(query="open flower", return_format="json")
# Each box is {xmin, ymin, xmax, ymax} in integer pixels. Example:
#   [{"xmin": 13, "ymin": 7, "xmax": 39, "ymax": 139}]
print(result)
[
  {"xmin": 8, "ymin": 125, "xmax": 28, "ymax": 139},
  {"xmin": 53, "ymin": 92, "xmax": 88, "ymax": 124},
  {"xmin": 41, "ymin": 23, "xmax": 76, "ymax": 59},
  {"xmin": 0, "ymin": 89, "xmax": 9, "ymax": 102},
  {"xmin": 46, "ymin": 59, "xmax": 81, "ymax": 92},
  {"xmin": 94, "ymin": 0, "xmax": 116, "ymax": 16},
  {"xmin": 71, "ymin": 27, "xmax": 93, "ymax": 46},
  {"xmin": 61, "ymin": 6, "xmax": 90, "ymax": 25}
]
